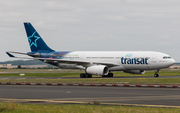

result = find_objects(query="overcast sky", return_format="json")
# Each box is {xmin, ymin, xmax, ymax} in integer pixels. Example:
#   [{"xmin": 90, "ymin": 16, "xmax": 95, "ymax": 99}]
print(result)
[{"xmin": 0, "ymin": 0, "xmax": 180, "ymax": 62}]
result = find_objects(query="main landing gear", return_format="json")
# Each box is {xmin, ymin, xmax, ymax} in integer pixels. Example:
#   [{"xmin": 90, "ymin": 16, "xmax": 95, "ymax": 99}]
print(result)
[
  {"xmin": 80, "ymin": 73, "xmax": 114, "ymax": 78},
  {"xmin": 154, "ymin": 69, "xmax": 159, "ymax": 77},
  {"xmin": 102, "ymin": 73, "xmax": 113, "ymax": 77},
  {"xmin": 80, "ymin": 73, "xmax": 92, "ymax": 78}
]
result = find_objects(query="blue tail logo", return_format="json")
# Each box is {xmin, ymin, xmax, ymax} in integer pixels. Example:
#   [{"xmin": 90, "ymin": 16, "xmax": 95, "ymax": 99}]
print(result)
[
  {"xmin": 24, "ymin": 22, "xmax": 54, "ymax": 52},
  {"xmin": 28, "ymin": 31, "xmax": 40, "ymax": 47}
]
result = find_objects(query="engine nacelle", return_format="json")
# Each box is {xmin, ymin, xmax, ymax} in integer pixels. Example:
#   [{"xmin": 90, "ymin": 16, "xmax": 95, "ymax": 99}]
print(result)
[
  {"xmin": 124, "ymin": 70, "xmax": 145, "ymax": 74},
  {"xmin": 86, "ymin": 65, "xmax": 109, "ymax": 75}
]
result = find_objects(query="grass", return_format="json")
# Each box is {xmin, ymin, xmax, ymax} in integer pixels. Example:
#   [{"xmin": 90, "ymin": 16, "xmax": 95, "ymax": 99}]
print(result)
[
  {"xmin": 0, "ymin": 73, "xmax": 80, "ymax": 77},
  {"xmin": 0, "ymin": 69, "xmax": 180, "ymax": 84},
  {"xmin": 0, "ymin": 103, "xmax": 180, "ymax": 113},
  {"xmin": 0, "ymin": 69, "xmax": 84, "ymax": 73},
  {"xmin": 0, "ymin": 69, "xmax": 180, "ymax": 77}
]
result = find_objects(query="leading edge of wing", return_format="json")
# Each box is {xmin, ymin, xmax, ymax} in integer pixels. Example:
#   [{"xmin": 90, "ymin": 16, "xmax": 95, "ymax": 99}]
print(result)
[{"xmin": 44, "ymin": 58, "xmax": 119, "ymax": 67}]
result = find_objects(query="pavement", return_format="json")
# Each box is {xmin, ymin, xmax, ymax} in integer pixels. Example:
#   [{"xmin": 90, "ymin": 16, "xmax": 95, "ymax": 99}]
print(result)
[{"xmin": 0, "ymin": 85, "xmax": 180, "ymax": 108}]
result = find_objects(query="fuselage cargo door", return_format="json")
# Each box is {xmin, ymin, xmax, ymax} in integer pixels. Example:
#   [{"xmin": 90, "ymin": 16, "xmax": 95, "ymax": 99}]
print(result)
[
  {"xmin": 151, "ymin": 54, "xmax": 157, "ymax": 63},
  {"xmin": 80, "ymin": 53, "xmax": 85, "ymax": 60}
]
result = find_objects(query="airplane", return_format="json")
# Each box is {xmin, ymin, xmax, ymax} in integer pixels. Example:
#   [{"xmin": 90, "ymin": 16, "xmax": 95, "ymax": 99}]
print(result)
[{"xmin": 6, "ymin": 22, "xmax": 175, "ymax": 78}]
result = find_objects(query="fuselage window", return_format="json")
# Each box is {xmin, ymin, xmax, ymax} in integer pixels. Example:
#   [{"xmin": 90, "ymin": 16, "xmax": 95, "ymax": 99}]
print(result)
[
  {"xmin": 92, "ymin": 57, "xmax": 99, "ymax": 59},
  {"xmin": 100, "ymin": 57, "xmax": 114, "ymax": 59},
  {"xmin": 163, "ymin": 56, "xmax": 171, "ymax": 59}
]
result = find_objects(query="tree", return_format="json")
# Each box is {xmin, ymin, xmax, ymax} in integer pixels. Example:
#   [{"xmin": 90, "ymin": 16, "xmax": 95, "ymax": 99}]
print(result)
[{"xmin": 17, "ymin": 65, "xmax": 22, "ymax": 69}]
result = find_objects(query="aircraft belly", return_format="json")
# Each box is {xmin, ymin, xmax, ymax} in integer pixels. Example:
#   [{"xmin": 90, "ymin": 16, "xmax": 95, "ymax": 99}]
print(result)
[
  {"xmin": 58, "ymin": 64, "xmax": 79, "ymax": 69},
  {"xmin": 123, "ymin": 64, "xmax": 149, "ymax": 70},
  {"xmin": 109, "ymin": 66, "xmax": 126, "ymax": 71},
  {"xmin": 148, "ymin": 63, "xmax": 171, "ymax": 69}
]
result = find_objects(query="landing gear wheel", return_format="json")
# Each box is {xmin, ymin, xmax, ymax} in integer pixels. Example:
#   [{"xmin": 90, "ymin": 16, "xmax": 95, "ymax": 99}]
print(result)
[
  {"xmin": 109, "ymin": 73, "xmax": 113, "ymax": 77},
  {"xmin": 84, "ymin": 74, "xmax": 89, "ymax": 78},
  {"xmin": 88, "ymin": 74, "xmax": 92, "ymax": 78},
  {"xmin": 154, "ymin": 74, "xmax": 159, "ymax": 77},
  {"xmin": 80, "ymin": 74, "xmax": 84, "ymax": 78},
  {"xmin": 80, "ymin": 73, "xmax": 92, "ymax": 78},
  {"xmin": 102, "ymin": 73, "xmax": 113, "ymax": 77},
  {"xmin": 154, "ymin": 69, "xmax": 160, "ymax": 78}
]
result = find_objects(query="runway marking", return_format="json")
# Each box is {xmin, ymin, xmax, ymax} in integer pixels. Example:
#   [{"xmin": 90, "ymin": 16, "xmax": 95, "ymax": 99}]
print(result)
[{"xmin": 0, "ymin": 98, "xmax": 179, "ymax": 108}]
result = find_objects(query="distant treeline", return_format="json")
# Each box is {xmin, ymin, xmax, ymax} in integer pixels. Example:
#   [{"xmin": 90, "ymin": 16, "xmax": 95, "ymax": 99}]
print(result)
[
  {"xmin": 0, "ymin": 60, "xmax": 48, "ymax": 66},
  {"xmin": 174, "ymin": 63, "xmax": 180, "ymax": 65}
]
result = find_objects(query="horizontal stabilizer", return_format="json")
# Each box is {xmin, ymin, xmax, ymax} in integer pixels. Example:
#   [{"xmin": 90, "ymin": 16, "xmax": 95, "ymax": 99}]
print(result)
[
  {"xmin": 6, "ymin": 52, "xmax": 15, "ymax": 57},
  {"xmin": 7, "ymin": 51, "xmax": 40, "ymax": 57}
]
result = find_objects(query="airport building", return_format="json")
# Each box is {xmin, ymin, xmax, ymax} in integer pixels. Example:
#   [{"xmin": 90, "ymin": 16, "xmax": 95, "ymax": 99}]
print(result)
[{"xmin": 169, "ymin": 65, "xmax": 180, "ymax": 69}]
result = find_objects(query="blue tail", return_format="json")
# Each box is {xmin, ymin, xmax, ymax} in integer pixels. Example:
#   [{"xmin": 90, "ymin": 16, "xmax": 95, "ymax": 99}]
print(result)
[{"xmin": 24, "ymin": 22, "xmax": 54, "ymax": 52}]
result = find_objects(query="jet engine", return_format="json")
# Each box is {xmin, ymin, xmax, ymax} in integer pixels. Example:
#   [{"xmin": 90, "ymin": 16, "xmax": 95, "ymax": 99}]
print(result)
[
  {"xmin": 123, "ymin": 70, "xmax": 145, "ymax": 74},
  {"xmin": 86, "ymin": 65, "xmax": 109, "ymax": 75}
]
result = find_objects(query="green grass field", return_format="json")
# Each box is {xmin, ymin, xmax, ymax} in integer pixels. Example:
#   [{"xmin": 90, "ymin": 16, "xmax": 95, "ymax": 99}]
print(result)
[
  {"xmin": 0, "ymin": 69, "xmax": 180, "ymax": 77},
  {"xmin": 0, "ymin": 103, "xmax": 180, "ymax": 113},
  {"xmin": 0, "ymin": 69, "xmax": 180, "ymax": 84}
]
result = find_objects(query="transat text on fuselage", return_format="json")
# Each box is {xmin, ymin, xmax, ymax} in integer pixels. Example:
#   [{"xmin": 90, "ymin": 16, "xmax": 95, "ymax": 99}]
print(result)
[{"xmin": 121, "ymin": 57, "xmax": 149, "ymax": 65}]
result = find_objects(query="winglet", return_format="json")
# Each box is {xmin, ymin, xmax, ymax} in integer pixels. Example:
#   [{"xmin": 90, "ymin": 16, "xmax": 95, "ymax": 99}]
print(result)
[{"xmin": 6, "ymin": 52, "xmax": 15, "ymax": 57}]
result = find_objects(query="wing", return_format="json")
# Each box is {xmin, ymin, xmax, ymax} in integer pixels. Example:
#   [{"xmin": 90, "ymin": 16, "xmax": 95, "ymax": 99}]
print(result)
[{"xmin": 6, "ymin": 52, "xmax": 119, "ymax": 67}]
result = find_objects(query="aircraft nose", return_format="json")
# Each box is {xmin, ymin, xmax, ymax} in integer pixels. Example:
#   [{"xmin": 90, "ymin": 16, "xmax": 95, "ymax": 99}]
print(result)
[{"xmin": 170, "ymin": 59, "xmax": 175, "ymax": 65}]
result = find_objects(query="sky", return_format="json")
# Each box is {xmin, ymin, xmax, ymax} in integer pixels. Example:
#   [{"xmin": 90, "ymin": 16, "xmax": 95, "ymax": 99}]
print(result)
[{"xmin": 0, "ymin": 0, "xmax": 180, "ymax": 62}]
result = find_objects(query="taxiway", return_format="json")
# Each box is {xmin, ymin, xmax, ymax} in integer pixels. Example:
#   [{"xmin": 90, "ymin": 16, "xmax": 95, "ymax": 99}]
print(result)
[{"xmin": 0, "ymin": 85, "xmax": 179, "ymax": 108}]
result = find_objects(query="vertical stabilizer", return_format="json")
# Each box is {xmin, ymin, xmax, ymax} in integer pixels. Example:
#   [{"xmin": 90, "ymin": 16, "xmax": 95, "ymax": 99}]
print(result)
[{"xmin": 24, "ymin": 22, "xmax": 54, "ymax": 52}]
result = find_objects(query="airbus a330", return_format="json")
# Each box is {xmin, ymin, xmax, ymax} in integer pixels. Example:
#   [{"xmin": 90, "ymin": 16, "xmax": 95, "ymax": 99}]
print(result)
[{"xmin": 6, "ymin": 23, "xmax": 175, "ymax": 78}]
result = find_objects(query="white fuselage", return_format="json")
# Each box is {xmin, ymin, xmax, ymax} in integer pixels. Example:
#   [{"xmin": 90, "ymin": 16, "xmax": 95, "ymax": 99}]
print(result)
[{"xmin": 57, "ymin": 51, "xmax": 175, "ymax": 71}]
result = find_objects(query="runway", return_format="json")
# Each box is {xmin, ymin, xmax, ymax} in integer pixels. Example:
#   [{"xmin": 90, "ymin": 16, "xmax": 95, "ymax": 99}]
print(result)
[
  {"xmin": 0, "ymin": 76, "xmax": 180, "ymax": 80},
  {"xmin": 0, "ymin": 85, "xmax": 180, "ymax": 108}
]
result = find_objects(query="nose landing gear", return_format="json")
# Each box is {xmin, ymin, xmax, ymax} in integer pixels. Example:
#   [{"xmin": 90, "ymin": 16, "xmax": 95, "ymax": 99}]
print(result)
[{"xmin": 154, "ymin": 69, "xmax": 159, "ymax": 77}]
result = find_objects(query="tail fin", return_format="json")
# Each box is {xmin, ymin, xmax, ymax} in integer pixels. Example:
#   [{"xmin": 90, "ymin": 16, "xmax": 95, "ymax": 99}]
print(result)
[{"xmin": 24, "ymin": 22, "xmax": 54, "ymax": 52}]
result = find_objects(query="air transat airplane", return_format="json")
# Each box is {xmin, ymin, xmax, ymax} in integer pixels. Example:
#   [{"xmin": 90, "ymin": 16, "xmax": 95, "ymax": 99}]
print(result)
[{"xmin": 6, "ymin": 22, "xmax": 175, "ymax": 78}]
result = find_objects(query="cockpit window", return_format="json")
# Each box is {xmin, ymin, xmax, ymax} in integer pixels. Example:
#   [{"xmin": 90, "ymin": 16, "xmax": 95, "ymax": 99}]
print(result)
[{"xmin": 163, "ymin": 56, "xmax": 171, "ymax": 59}]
